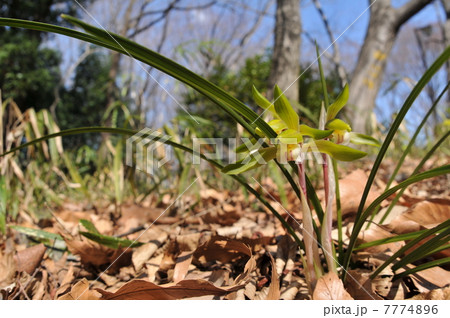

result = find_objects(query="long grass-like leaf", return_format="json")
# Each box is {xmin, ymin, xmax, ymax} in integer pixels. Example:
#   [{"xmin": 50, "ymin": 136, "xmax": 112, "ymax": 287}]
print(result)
[
  {"xmin": 369, "ymin": 219, "xmax": 450, "ymax": 279},
  {"xmin": 384, "ymin": 82, "xmax": 450, "ymax": 190},
  {"xmin": 376, "ymin": 130, "xmax": 450, "ymax": 224},
  {"xmin": 393, "ymin": 257, "xmax": 450, "ymax": 280},
  {"xmin": 344, "ymin": 165, "xmax": 450, "ymax": 280},
  {"xmin": 0, "ymin": 17, "xmax": 310, "ymax": 224},
  {"xmin": 354, "ymin": 229, "xmax": 429, "ymax": 251},
  {"xmin": 342, "ymin": 46, "xmax": 450, "ymax": 277}
]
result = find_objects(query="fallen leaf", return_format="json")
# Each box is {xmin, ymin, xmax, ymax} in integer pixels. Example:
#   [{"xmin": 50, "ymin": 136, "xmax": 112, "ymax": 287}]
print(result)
[
  {"xmin": 387, "ymin": 199, "xmax": 450, "ymax": 259},
  {"xmin": 398, "ymin": 264, "xmax": 450, "ymax": 293},
  {"xmin": 356, "ymin": 225, "xmax": 403, "ymax": 254},
  {"xmin": 63, "ymin": 235, "xmax": 131, "ymax": 272},
  {"xmin": 193, "ymin": 235, "xmax": 252, "ymax": 265},
  {"xmin": 54, "ymin": 263, "xmax": 75, "ymax": 298},
  {"xmin": 0, "ymin": 250, "xmax": 17, "ymax": 290},
  {"xmin": 96, "ymin": 279, "xmax": 243, "ymax": 300},
  {"xmin": 409, "ymin": 286, "xmax": 450, "ymax": 300},
  {"xmin": 313, "ymin": 272, "xmax": 354, "ymax": 300},
  {"xmin": 58, "ymin": 278, "xmax": 101, "ymax": 300},
  {"xmin": 173, "ymin": 251, "xmax": 194, "ymax": 284},
  {"xmin": 389, "ymin": 199, "xmax": 450, "ymax": 234},
  {"xmin": 132, "ymin": 231, "xmax": 168, "ymax": 271},
  {"xmin": 15, "ymin": 244, "xmax": 46, "ymax": 274},
  {"xmin": 266, "ymin": 253, "xmax": 280, "ymax": 300},
  {"xmin": 345, "ymin": 269, "xmax": 383, "ymax": 300},
  {"xmin": 336, "ymin": 169, "xmax": 381, "ymax": 218}
]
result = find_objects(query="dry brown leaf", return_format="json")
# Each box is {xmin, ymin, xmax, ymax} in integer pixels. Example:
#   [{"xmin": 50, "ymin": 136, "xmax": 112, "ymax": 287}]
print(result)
[
  {"xmin": 313, "ymin": 272, "xmax": 354, "ymax": 300},
  {"xmin": 266, "ymin": 253, "xmax": 280, "ymax": 300},
  {"xmin": 337, "ymin": 169, "xmax": 381, "ymax": 218},
  {"xmin": 398, "ymin": 264, "xmax": 450, "ymax": 293},
  {"xmin": 54, "ymin": 263, "xmax": 75, "ymax": 298},
  {"xmin": 96, "ymin": 279, "xmax": 243, "ymax": 300},
  {"xmin": 356, "ymin": 226, "xmax": 403, "ymax": 254},
  {"xmin": 58, "ymin": 278, "xmax": 101, "ymax": 300},
  {"xmin": 387, "ymin": 199, "xmax": 450, "ymax": 260},
  {"xmin": 345, "ymin": 269, "xmax": 383, "ymax": 300},
  {"xmin": 173, "ymin": 251, "xmax": 194, "ymax": 284},
  {"xmin": 132, "ymin": 231, "xmax": 168, "ymax": 271},
  {"xmin": 32, "ymin": 270, "xmax": 48, "ymax": 300},
  {"xmin": 15, "ymin": 244, "xmax": 46, "ymax": 274},
  {"xmin": 409, "ymin": 287, "xmax": 450, "ymax": 300},
  {"xmin": 193, "ymin": 235, "xmax": 252, "ymax": 265},
  {"xmin": 63, "ymin": 235, "xmax": 132, "ymax": 272},
  {"xmin": 389, "ymin": 199, "xmax": 450, "ymax": 234},
  {"xmin": 0, "ymin": 250, "xmax": 17, "ymax": 290}
]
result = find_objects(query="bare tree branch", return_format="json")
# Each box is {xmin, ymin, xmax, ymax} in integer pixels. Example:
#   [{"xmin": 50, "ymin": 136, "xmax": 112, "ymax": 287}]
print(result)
[
  {"xmin": 239, "ymin": 0, "xmax": 272, "ymax": 47},
  {"xmin": 395, "ymin": 0, "xmax": 434, "ymax": 29},
  {"xmin": 311, "ymin": 0, "xmax": 347, "ymax": 86}
]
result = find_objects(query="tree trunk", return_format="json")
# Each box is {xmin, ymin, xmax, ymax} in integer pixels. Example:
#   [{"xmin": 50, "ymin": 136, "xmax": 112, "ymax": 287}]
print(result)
[
  {"xmin": 268, "ymin": 0, "xmax": 301, "ymax": 102},
  {"xmin": 348, "ymin": 0, "xmax": 433, "ymax": 133}
]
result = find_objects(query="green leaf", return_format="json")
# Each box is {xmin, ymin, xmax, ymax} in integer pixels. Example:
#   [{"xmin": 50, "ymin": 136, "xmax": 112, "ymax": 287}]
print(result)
[
  {"xmin": 222, "ymin": 147, "xmax": 277, "ymax": 175},
  {"xmin": 326, "ymin": 84, "xmax": 349, "ymax": 121},
  {"xmin": 0, "ymin": 17, "xmax": 275, "ymax": 141},
  {"xmin": 342, "ymin": 46, "xmax": 450, "ymax": 279},
  {"xmin": 326, "ymin": 118, "xmax": 351, "ymax": 131},
  {"xmin": 0, "ymin": 17, "xmax": 312, "ymax": 251},
  {"xmin": 299, "ymin": 124, "xmax": 333, "ymax": 139},
  {"xmin": 349, "ymin": 132, "xmax": 381, "ymax": 147},
  {"xmin": 309, "ymin": 140, "xmax": 367, "ymax": 161},
  {"xmin": 273, "ymin": 85, "xmax": 299, "ymax": 131},
  {"xmin": 10, "ymin": 225, "xmax": 63, "ymax": 241},
  {"xmin": 80, "ymin": 231, "xmax": 143, "ymax": 249},
  {"xmin": 354, "ymin": 229, "xmax": 428, "ymax": 251},
  {"xmin": 394, "ymin": 257, "xmax": 450, "ymax": 280},
  {"xmin": 369, "ymin": 219, "xmax": 450, "ymax": 279},
  {"xmin": 252, "ymin": 85, "xmax": 277, "ymax": 117},
  {"xmin": 79, "ymin": 219, "xmax": 100, "ymax": 235}
]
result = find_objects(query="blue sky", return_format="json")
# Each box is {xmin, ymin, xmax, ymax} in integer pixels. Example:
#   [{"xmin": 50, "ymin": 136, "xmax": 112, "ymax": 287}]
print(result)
[{"xmin": 48, "ymin": 0, "xmax": 446, "ymax": 131}]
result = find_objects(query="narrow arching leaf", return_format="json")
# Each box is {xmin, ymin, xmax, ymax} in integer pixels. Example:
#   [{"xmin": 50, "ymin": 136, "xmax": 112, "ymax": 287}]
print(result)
[
  {"xmin": 326, "ymin": 84, "xmax": 349, "ymax": 121},
  {"xmin": 273, "ymin": 85, "xmax": 299, "ymax": 131},
  {"xmin": 10, "ymin": 225, "xmax": 63, "ymax": 241},
  {"xmin": 343, "ymin": 46, "xmax": 450, "ymax": 278},
  {"xmin": 80, "ymin": 231, "xmax": 143, "ymax": 249},
  {"xmin": 369, "ymin": 219, "xmax": 450, "ymax": 279}
]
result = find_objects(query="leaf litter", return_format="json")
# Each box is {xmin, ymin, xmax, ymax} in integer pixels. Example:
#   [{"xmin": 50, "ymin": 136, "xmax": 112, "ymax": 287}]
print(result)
[{"xmin": 1, "ymin": 162, "xmax": 449, "ymax": 300}]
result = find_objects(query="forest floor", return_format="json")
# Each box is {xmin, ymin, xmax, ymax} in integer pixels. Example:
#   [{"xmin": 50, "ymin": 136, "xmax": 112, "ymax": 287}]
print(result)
[{"xmin": 0, "ymin": 158, "xmax": 449, "ymax": 300}]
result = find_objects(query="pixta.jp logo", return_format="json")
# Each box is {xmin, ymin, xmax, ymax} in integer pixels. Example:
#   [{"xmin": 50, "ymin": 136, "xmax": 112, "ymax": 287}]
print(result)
[{"xmin": 126, "ymin": 128, "xmax": 172, "ymax": 175}]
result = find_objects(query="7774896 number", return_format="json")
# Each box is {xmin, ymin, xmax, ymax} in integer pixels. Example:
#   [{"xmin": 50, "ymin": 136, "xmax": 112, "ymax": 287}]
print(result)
[{"xmin": 384, "ymin": 305, "xmax": 438, "ymax": 315}]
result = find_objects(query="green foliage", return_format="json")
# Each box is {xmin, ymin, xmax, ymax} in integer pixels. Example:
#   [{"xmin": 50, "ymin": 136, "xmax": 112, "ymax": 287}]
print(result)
[
  {"xmin": 79, "ymin": 219, "xmax": 143, "ymax": 249},
  {"xmin": 0, "ymin": 0, "xmax": 90, "ymax": 112},
  {"xmin": 58, "ymin": 52, "xmax": 112, "ymax": 148},
  {"xmin": 0, "ymin": 16, "xmax": 448, "ymax": 287},
  {"xmin": 0, "ymin": 33, "xmax": 61, "ymax": 112}
]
